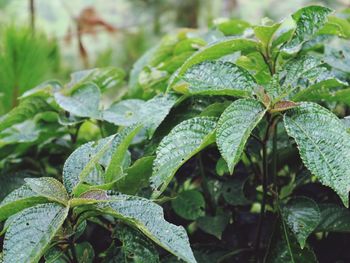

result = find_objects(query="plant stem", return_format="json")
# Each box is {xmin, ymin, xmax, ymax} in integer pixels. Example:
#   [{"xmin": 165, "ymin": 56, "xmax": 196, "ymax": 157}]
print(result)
[
  {"xmin": 198, "ymin": 154, "xmax": 215, "ymax": 215},
  {"xmin": 68, "ymin": 237, "xmax": 78, "ymax": 263}
]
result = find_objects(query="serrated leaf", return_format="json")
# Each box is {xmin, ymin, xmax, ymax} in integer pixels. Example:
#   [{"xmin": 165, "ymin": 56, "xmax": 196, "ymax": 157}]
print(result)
[
  {"xmin": 280, "ymin": 197, "xmax": 320, "ymax": 248},
  {"xmin": 0, "ymin": 96, "xmax": 51, "ymax": 131},
  {"xmin": 284, "ymin": 102, "xmax": 350, "ymax": 206},
  {"xmin": 115, "ymin": 225, "xmax": 160, "ymax": 263},
  {"xmin": 151, "ymin": 117, "xmax": 217, "ymax": 198},
  {"xmin": 3, "ymin": 203, "xmax": 68, "ymax": 263},
  {"xmin": 180, "ymin": 61, "xmax": 257, "ymax": 97},
  {"xmin": 63, "ymin": 125, "xmax": 141, "ymax": 195},
  {"xmin": 283, "ymin": 6, "xmax": 333, "ymax": 53},
  {"xmin": 54, "ymin": 83, "xmax": 101, "ymax": 119},
  {"xmin": 24, "ymin": 177, "xmax": 69, "ymax": 206},
  {"xmin": 265, "ymin": 219, "xmax": 317, "ymax": 263},
  {"xmin": 168, "ymin": 38, "xmax": 257, "ymax": 89},
  {"xmin": 217, "ymin": 99, "xmax": 266, "ymax": 173},
  {"xmin": 80, "ymin": 191, "xmax": 196, "ymax": 263},
  {"xmin": 171, "ymin": 190, "xmax": 205, "ymax": 220},
  {"xmin": 103, "ymin": 93, "xmax": 178, "ymax": 138},
  {"xmin": 0, "ymin": 184, "xmax": 48, "ymax": 222},
  {"xmin": 315, "ymin": 204, "xmax": 350, "ymax": 232}
]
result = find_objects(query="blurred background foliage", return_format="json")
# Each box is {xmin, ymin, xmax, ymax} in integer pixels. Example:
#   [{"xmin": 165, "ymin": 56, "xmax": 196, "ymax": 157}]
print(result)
[{"xmin": 0, "ymin": 0, "xmax": 349, "ymax": 114}]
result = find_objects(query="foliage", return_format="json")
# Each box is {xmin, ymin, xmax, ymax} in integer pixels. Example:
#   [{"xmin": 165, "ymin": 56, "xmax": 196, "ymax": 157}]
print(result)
[{"xmin": 1, "ymin": 5, "xmax": 350, "ymax": 263}]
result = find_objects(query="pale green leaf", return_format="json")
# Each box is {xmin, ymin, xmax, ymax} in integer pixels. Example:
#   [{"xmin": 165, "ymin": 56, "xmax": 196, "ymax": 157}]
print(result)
[
  {"xmin": 254, "ymin": 22, "xmax": 281, "ymax": 47},
  {"xmin": 280, "ymin": 197, "xmax": 320, "ymax": 248},
  {"xmin": 216, "ymin": 99, "xmax": 266, "ymax": 173},
  {"xmin": 3, "ymin": 203, "xmax": 68, "ymax": 263},
  {"xmin": 87, "ymin": 192, "xmax": 196, "ymax": 263},
  {"xmin": 180, "ymin": 61, "xmax": 257, "ymax": 96},
  {"xmin": 283, "ymin": 6, "xmax": 333, "ymax": 53},
  {"xmin": 24, "ymin": 177, "xmax": 69, "ymax": 206},
  {"xmin": 0, "ymin": 184, "xmax": 48, "ymax": 222},
  {"xmin": 284, "ymin": 102, "xmax": 350, "ymax": 206},
  {"xmin": 168, "ymin": 38, "xmax": 257, "ymax": 89},
  {"xmin": 151, "ymin": 117, "xmax": 217, "ymax": 198},
  {"xmin": 63, "ymin": 125, "xmax": 141, "ymax": 195},
  {"xmin": 54, "ymin": 83, "xmax": 101, "ymax": 119}
]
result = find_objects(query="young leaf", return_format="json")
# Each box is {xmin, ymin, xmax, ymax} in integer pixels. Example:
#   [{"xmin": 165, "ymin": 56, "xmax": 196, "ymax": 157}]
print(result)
[
  {"xmin": 197, "ymin": 214, "xmax": 230, "ymax": 240},
  {"xmin": 0, "ymin": 184, "xmax": 48, "ymax": 222},
  {"xmin": 265, "ymin": 219, "xmax": 318, "ymax": 263},
  {"xmin": 315, "ymin": 204, "xmax": 350, "ymax": 232},
  {"xmin": 168, "ymin": 38, "xmax": 257, "ymax": 89},
  {"xmin": 180, "ymin": 61, "xmax": 257, "ymax": 97},
  {"xmin": 280, "ymin": 197, "xmax": 320, "ymax": 248},
  {"xmin": 254, "ymin": 22, "xmax": 281, "ymax": 48},
  {"xmin": 171, "ymin": 190, "xmax": 205, "ymax": 220},
  {"xmin": 283, "ymin": 6, "xmax": 333, "ymax": 53},
  {"xmin": 90, "ymin": 192, "xmax": 197, "ymax": 263},
  {"xmin": 151, "ymin": 116, "xmax": 217, "ymax": 198},
  {"xmin": 284, "ymin": 102, "xmax": 350, "ymax": 206},
  {"xmin": 63, "ymin": 125, "xmax": 141, "ymax": 195},
  {"xmin": 24, "ymin": 177, "xmax": 69, "ymax": 206},
  {"xmin": 54, "ymin": 83, "xmax": 101, "ymax": 119},
  {"xmin": 216, "ymin": 99, "xmax": 266, "ymax": 173},
  {"xmin": 3, "ymin": 203, "xmax": 69, "ymax": 263}
]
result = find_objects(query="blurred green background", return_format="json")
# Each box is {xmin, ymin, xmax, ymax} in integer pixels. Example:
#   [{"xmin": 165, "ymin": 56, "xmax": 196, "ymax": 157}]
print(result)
[{"xmin": 0, "ymin": 0, "xmax": 349, "ymax": 114}]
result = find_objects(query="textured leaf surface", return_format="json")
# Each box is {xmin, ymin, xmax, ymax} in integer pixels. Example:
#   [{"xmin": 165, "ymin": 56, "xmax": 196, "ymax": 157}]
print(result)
[
  {"xmin": 168, "ymin": 38, "xmax": 257, "ymax": 89},
  {"xmin": 171, "ymin": 190, "xmax": 205, "ymax": 220},
  {"xmin": 63, "ymin": 125, "xmax": 140, "ymax": 195},
  {"xmin": 82, "ymin": 191, "xmax": 196, "ymax": 263},
  {"xmin": 151, "ymin": 117, "xmax": 217, "ymax": 197},
  {"xmin": 181, "ymin": 61, "xmax": 256, "ymax": 96},
  {"xmin": 103, "ymin": 93, "xmax": 178, "ymax": 138},
  {"xmin": 281, "ymin": 197, "xmax": 320, "ymax": 248},
  {"xmin": 284, "ymin": 102, "xmax": 350, "ymax": 206},
  {"xmin": 283, "ymin": 6, "xmax": 332, "ymax": 53},
  {"xmin": 217, "ymin": 99, "xmax": 266, "ymax": 173},
  {"xmin": 0, "ymin": 97, "xmax": 51, "ymax": 131},
  {"xmin": 25, "ymin": 177, "xmax": 69, "ymax": 206},
  {"xmin": 0, "ymin": 184, "xmax": 47, "ymax": 222},
  {"xmin": 265, "ymin": 219, "xmax": 317, "ymax": 263},
  {"xmin": 54, "ymin": 83, "xmax": 101, "ymax": 118},
  {"xmin": 315, "ymin": 204, "xmax": 350, "ymax": 232},
  {"xmin": 3, "ymin": 203, "xmax": 68, "ymax": 263}
]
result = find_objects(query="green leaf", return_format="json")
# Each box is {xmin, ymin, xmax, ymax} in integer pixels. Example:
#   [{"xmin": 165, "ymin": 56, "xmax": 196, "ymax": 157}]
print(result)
[
  {"xmin": 284, "ymin": 102, "xmax": 350, "ymax": 206},
  {"xmin": 180, "ymin": 61, "xmax": 257, "ymax": 97},
  {"xmin": 115, "ymin": 225, "xmax": 160, "ymax": 263},
  {"xmin": 265, "ymin": 219, "xmax": 318, "ymax": 263},
  {"xmin": 216, "ymin": 19, "xmax": 251, "ymax": 36},
  {"xmin": 75, "ymin": 242, "xmax": 95, "ymax": 263},
  {"xmin": 168, "ymin": 38, "xmax": 257, "ymax": 89},
  {"xmin": 3, "ymin": 203, "xmax": 69, "ymax": 263},
  {"xmin": 280, "ymin": 197, "xmax": 320, "ymax": 248},
  {"xmin": 24, "ymin": 177, "xmax": 69, "ymax": 206},
  {"xmin": 115, "ymin": 156, "xmax": 155, "ymax": 195},
  {"xmin": 0, "ymin": 184, "xmax": 48, "ymax": 222},
  {"xmin": 283, "ymin": 6, "xmax": 333, "ymax": 54},
  {"xmin": 315, "ymin": 204, "xmax": 350, "ymax": 232},
  {"xmin": 0, "ymin": 120, "xmax": 40, "ymax": 147},
  {"xmin": 151, "ymin": 116, "xmax": 217, "ymax": 198},
  {"xmin": 54, "ymin": 83, "xmax": 101, "ymax": 119},
  {"xmin": 83, "ymin": 191, "xmax": 196, "ymax": 263},
  {"xmin": 0, "ymin": 96, "xmax": 51, "ymax": 131},
  {"xmin": 254, "ymin": 22, "xmax": 281, "ymax": 47},
  {"xmin": 216, "ymin": 99, "xmax": 266, "ymax": 173},
  {"xmin": 197, "ymin": 214, "xmax": 229, "ymax": 239},
  {"xmin": 222, "ymin": 176, "xmax": 251, "ymax": 206},
  {"xmin": 67, "ymin": 67, "xmax": 125, "ymax": 92},
  {"xmin": 63, "ymin": 125, "xmax": 141, "ymax": 195},
  {"xmin": 318, "ymin": 16, "xmax": 350, "ymax": 39},
  {"xmin": 103, "ymin": 93, "xmax": 178, "ymax": 138},
  {"xmin": 171, "ymin": 190, "xmax": 205, "ymax": 220}
]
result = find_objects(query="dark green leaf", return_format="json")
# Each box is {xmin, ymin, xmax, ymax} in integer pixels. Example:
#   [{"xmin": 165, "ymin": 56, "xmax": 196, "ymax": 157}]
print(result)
[{"xmin": 171, "ymin": 190, "xmax": 205, "ymax": 220}]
